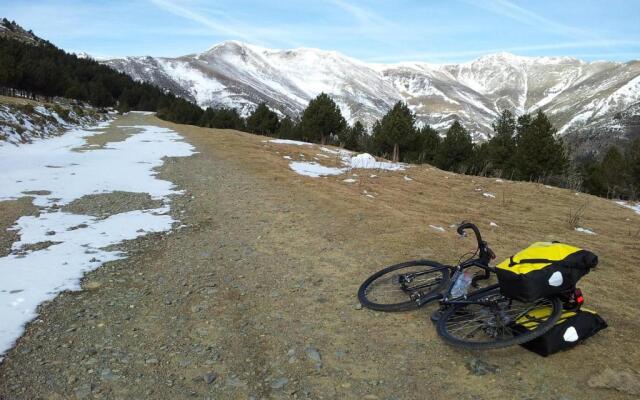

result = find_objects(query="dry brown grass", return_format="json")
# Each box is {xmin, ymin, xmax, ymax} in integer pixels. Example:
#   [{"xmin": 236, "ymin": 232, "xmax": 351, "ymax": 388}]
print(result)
[{"xmin": 158, "ymin": 117, "xmax": 640, "ymax": 326}]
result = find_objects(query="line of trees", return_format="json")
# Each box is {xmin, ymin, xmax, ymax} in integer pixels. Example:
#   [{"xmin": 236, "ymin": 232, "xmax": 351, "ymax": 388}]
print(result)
[
  {"xmin": 189, "ymin": 93, "xmax": 639, "ymax": 200},
  {"xmin": 0, "ymin": 36, "xmax": 204, "ymax": 115}
]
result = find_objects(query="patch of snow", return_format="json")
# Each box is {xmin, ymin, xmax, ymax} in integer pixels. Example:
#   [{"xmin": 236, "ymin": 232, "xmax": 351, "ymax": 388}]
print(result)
[
  {"xmin": 282, "ymin": 155, "xmax": 292, "ymax": 160},
  {"xmin": 349, "ymin": 153, "xmax": 404, "ymax": 171},
  {"xmin": 614, "ymin": 200, "xmax": 640, "ymax": 215},
  {"xmin": 0, "ymin": 122, "xmax": 195, "ymax": 359},
  {"xmin": 320, "ymin": 146, "xmax": 339, "ymax": 154},
  {"xmin": 342, "ymin": 178, "xmax": 357, "ymax": 183},
  {"xmin": 483, "ymin": 192, "xmax": 496, "ymax": 198},
  {"xmin": 490, "ymin": 222, "xmax": 499, "ymax": 227},
  {"xmin": 288, "ymin": 162, "xmax": 345, "ymax": 178},
  {"xmin": 429, "ymin": 225, "xmax": 446, "ymax": 232},
  {"xmin": 404, "ymin": 176, "xmax": 413, "ymax": 181},
  {"xmin": 269, "ymin": 139, "xmax": 312, "ymax": 146},
  {"xmin": 495, "ymin": 179, "xmax": 504, "ymax": 183},
  {"xmin": 575, "ymin": 227, "xmax": 596, "ymax": 235}
]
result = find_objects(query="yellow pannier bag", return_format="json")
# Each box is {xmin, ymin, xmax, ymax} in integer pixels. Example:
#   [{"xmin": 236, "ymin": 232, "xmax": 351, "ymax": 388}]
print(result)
[
  {"xmin": 496, "ymin": 242, "xmax": 597, "ymax": 302},
  {"xmin": 513, "ymin": 307, "xmax": 607, "ymax": 356}
]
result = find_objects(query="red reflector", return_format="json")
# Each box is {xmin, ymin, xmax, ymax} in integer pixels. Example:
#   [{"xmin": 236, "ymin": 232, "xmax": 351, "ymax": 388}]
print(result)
[{"xmin": 576, "ymin": 295, "xmax": 584, "ymax": 304}]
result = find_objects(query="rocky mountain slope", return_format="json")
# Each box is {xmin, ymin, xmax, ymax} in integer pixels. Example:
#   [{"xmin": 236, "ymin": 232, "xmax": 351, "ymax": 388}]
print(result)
[
  {"xmin": 0, "ymin": 18, "xmax": 46, "ymax": 46},
  {"xmin": 104, "ymin": 42, "xmax": 640, "ymax": 145}
]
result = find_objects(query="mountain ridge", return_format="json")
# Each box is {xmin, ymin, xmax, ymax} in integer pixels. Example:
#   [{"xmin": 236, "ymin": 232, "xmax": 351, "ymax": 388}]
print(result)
[{"xmin": 103, "ymin": 40, "xmax": 640, "ymax": 150}]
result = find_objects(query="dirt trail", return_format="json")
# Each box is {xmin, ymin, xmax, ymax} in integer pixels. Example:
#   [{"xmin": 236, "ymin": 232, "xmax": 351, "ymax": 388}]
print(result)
[{"xmin": 1, "ymin": 114, "xmax": 639, "ymax": 399}]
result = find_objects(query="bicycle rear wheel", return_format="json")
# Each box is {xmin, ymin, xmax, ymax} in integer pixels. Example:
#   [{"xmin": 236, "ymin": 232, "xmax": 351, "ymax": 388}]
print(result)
[
  {"xmin": 358, "ymin": 260, "xmax": 450, "ymax": 312},
  {"xmin": 436, "ymin": 287, "xmax": 562, "ymax": 350}
]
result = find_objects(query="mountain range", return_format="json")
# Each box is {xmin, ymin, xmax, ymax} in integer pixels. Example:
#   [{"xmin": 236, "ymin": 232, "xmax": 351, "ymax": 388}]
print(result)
[{"xmin": 104, "ymin": 41, "xmax": 640, "ymax": 152}]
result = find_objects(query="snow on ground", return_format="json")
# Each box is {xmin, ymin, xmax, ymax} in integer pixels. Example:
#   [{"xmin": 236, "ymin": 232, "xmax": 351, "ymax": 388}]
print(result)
[
  {"xmin": 483, "ymin": 192, "xmax": 496, "ymax": 198},
  {"xmin": 270, "ymin": 141, "xmax": 405, "ymax": 178},
  {"xmin": 288, "ymin": 162, "xmax": 345, "ymax": 178},
  {"xmin": 615, "ymin": 200, "xmax": 640, "ymax": 215},
  {"xmin": 0, "ymin": 122, "xmax": 195, "ymax": 359},
  {"xmin": 575, "ymin": 227, "xmax": 596, "ymax": 235},
  {"xmin": 269, "ymin": 139, "xmax": 313, "ymax": 146},
  {"xmin": 0, "ymin": 103, "xmax": 107, "ymax": 146},
  {"xmin": 429, "ymin": 225, "xmax": 446, "ymax": 232},
  {"xmin": 490, "ymin": 222, "xmax": 499, "ymax": 227},
  {"xmin": 348, "ymin": 153, "xmax": 405, "ymax": 171}
]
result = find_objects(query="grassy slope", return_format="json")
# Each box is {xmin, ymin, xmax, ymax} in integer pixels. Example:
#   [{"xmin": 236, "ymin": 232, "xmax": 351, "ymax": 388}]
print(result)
[{"xmin": 160, "ymin": 120, "xmax": 640, "ymax": 382}]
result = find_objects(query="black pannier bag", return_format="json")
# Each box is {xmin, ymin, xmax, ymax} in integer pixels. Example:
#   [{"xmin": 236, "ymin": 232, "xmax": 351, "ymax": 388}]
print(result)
[
  {"xmin": 496, "ymin": 242, "xmax": 598, "ymax": 302},
  {"xmin": 513, "ymin": 307, "xmax": 607, "ymax": 357}
]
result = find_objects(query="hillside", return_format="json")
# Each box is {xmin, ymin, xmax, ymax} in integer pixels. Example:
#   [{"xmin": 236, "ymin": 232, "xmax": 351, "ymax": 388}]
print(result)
[
  {"xmin": 105, "ymin": 41, "xmax": 640, "ymax": 148},
  {"xmin": 1, "ymin": 113, "xmax": 639, "ymax": 398},
  {"xmin": 0, "ymin": 95, "xmax": 109, "ymax": 145}
]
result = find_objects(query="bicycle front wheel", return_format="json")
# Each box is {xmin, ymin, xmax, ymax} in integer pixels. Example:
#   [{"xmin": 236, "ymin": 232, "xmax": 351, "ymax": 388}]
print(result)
[
  {"xmin": 358, "ymin": 260, "xmax": 450, "ymax": 312},
  {"xmin": 436, "ymin": 288, "xmax": 562, "ymax": 350}
]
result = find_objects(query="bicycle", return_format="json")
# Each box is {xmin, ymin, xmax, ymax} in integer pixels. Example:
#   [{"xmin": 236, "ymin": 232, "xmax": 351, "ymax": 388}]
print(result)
[{"xmin": 357, "ymin": 222, "xmax": 577, "ymax": 350}]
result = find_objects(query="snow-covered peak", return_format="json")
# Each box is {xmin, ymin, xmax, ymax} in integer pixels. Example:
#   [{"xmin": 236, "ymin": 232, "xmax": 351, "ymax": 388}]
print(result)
[{"xmin": 103, "ymin": 41, "xmax": 640, "ymax": 148}]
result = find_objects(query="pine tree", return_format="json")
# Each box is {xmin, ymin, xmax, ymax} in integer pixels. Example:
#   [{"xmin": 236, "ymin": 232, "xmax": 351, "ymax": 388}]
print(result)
[
  {"xmin": 434, "ymin": 121, "xmax": 474, "ymax": 172},
  {"xmin": 599, "ymin": 146, "xmax": 630, "ymax": 197},
  {"xmin": 299, "ymin": 93, "xmax": 346, "ymax": 144},
  {"xmin": 513, "ymin": 110, "xmax": 567, "ymax": 181},
  {"xmin": 416, "ymin": 125, "xmax": 441, "ymax": 164},
  {"xmin": 627, "ymin": 137, "xmax": 640, "ymax": 191},
  {"xmin": 276, "ymin": 115, "xmax": 298, "ymax": 139},
  {"xmin": 486, "ymin": 109, "xmax": 517, "ymax": 177},
  {"xmin": 371, "ymin": 102, "xmax": 417, "ymax": 162},
  {"xmin": 340, "ymin": 121, "xmax": 366, "ymax": 151},
  {"xmin": 246, "ymin": 103, "xmax": 280, "ymax": 136}
]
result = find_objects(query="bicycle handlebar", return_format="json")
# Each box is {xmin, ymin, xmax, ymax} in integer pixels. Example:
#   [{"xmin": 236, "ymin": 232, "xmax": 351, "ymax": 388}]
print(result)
[
  {"xmin": 457, "ymin": 222, "xmax": 483, "ymax": 248},
  {"xmin": 457, "ymin": 222, "xmax": 494, "ymax": 262}
]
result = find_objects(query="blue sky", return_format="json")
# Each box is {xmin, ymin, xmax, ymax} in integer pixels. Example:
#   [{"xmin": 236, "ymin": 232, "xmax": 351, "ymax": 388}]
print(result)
[{"xmin": 1, "ymin": 0, "xmax": 639, "ymax": 62}]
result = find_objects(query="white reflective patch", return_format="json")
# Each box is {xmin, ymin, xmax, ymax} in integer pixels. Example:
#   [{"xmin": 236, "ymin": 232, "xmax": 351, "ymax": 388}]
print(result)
[
  {"xmin": 563, "ymin": 326, "xmax": 579, "ymax": 342},
  {"xmin": 548, "ymin": 271, "xmax": 563, "ymax": 287}
]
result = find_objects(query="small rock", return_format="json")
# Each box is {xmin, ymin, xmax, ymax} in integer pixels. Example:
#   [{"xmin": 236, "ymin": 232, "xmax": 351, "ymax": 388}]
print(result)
[
  {"xmin": 467, "ymin": 358, "xmax": 499, "ymax": 376},
  {"xmin": 588, "ymin": 368, "xmax": 640, "ymax": 395},
  {"xmin": 355, "ymin": 303, "xmax": 363, "ymax": 310},
  {"xmin": 74, "ymin": 384, "xmax": 92, "ymax": 399},
  {"xmin": 305, "ymin": 346, "xmax": 322, "ymax": 368},
  {"xmin": 203, "ymin": 372, "xmax": 217, "ymax": 384},
  {"xmin": 101, "ymin": 368, "xmax": 119, "ymax": 381},
  {"xmin": 270, "ymin": 377, "xmax": 289, "ymax": 390}
]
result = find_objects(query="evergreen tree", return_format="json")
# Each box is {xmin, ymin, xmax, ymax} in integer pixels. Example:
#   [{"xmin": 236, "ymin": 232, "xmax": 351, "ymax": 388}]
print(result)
[
  {"xmin": 416, "ymin": 125, "xmax": 441, "ymax": 164},
  {"xmin": 599, "ymin": 146, "xmax": 630, "ymax": 197},
  {"xmin": 486, "ymin": 109, "xmax": 517, "ymax": 176},
  {"xmin": 371, "ymin": 102, "xmax": 417, "ymax": 162},
  {"xmin": 246, "ymin": 103, "xmax": 280, "ymax": 136},
  {"xmin": 340, "ymin": 121, "xmax": 366, "ymax": 151},
  {"xmin": 627, "ymin": 137, "xmax": 640, "ymax": 189},
  {"xmin": 299, "ymin": 93, "xmax": 346, "ymax": 144},
  {"xmin": 434, "ymin": 121, "xmax": 474, "ymax": 172},
  {"xmin": 276, "ymin": 115, "xmax": 299, "ymax": 139},
  {"xmin": 469, "ymin": 142, "xmax": 491, "ymax": 176},
  {"xmin": 513, "ymin": 110, "xmax": 567, "ymax": 181}
]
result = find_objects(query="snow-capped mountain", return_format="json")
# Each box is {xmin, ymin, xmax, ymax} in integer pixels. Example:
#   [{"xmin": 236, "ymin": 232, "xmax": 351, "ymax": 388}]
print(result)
[{"xmin": 104, "ymin": 41, "xmax": 640, "ymax": 145}]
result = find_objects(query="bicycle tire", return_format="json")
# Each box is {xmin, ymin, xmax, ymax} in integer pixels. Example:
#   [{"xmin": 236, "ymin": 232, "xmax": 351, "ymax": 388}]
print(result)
[
  {"xmin": 436, "ymin": 288, "xmax": 562, "ymax": 350},
  {"xmin": 358, "ymin": 260, "xmax": 450, "ymax": 312}
]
